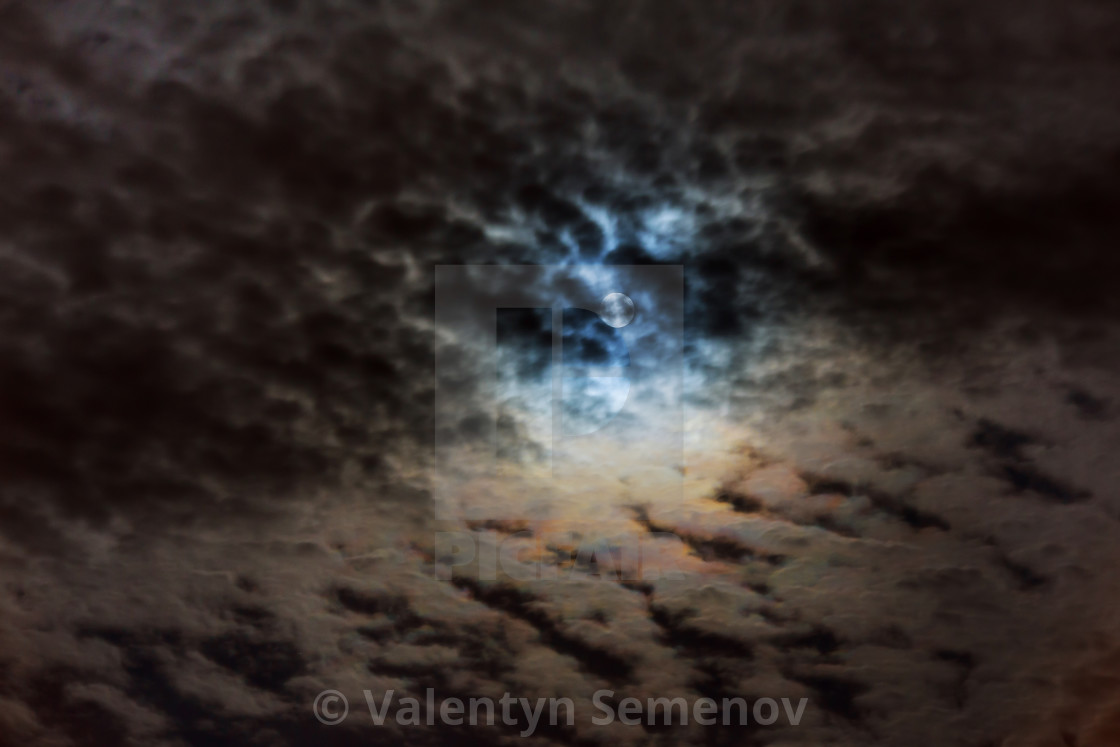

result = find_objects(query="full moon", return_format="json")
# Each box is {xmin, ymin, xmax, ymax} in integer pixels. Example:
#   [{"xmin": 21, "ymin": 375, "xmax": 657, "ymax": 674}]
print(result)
[{"xmin": 600, "ymin": 292, "xmax": 636, "ymax": 328}]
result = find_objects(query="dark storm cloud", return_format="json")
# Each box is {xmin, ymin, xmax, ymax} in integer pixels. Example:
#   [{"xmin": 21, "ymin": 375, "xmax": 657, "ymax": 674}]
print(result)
[{"xmin": 3, "ymin": 6, "xmax": 1015, "ymax": 538}]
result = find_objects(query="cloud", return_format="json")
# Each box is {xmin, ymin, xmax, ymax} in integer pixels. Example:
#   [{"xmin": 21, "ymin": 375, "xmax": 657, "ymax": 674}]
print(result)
[{"xmin": 1, "ymin": 0, "xmax": 1119, "ymax": 745}]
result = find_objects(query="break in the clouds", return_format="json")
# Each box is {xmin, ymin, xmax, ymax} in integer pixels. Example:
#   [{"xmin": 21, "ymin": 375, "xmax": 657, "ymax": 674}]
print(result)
[{"xmin": 2, "ymin": 1, "xmax": 1120, "ymax": 745}]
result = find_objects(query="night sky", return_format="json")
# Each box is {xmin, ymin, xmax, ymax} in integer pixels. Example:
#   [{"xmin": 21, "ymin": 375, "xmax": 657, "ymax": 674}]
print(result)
[{"xmin": 2, "ymin": 1, "xmax": 1120, "ymax": 745}]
